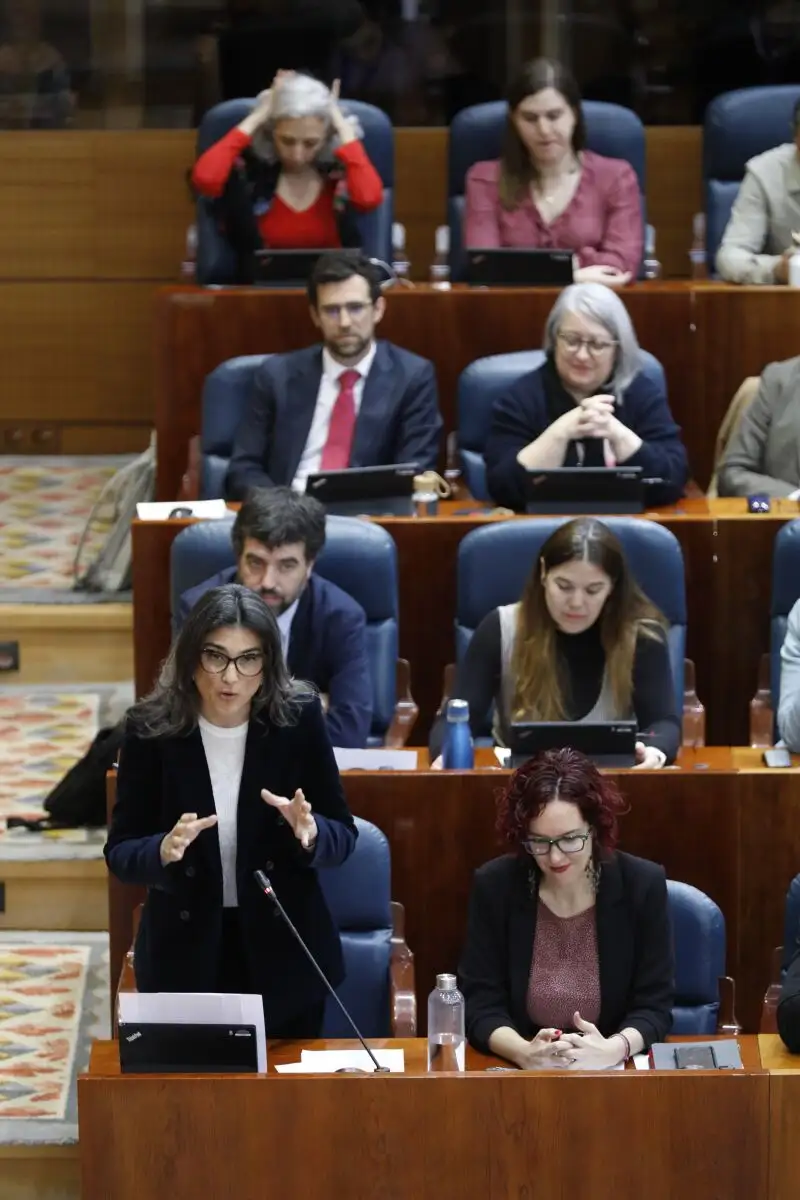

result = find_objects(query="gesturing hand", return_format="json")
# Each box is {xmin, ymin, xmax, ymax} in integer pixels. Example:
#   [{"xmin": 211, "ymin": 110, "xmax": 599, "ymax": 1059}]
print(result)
[
  {"xmin": 262, "ymin": 787, "xmax": 318, "ymax": 849},
  {"xmin": 329, "ymin": 78, "xmax": 357, "ymax": 145},
  {"xmin": 160, "ymin": 812, "xmax": 218, "ymax": 867}
]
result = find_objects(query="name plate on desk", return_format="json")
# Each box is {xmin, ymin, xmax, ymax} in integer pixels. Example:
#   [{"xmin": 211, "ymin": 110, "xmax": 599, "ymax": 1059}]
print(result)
[{"xmin": 334, "ymin": 748, "xmax": 419, "ymax": 771}]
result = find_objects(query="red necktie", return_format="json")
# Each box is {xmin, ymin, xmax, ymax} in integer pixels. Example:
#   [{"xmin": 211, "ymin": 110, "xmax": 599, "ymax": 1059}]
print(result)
[{"xmin": 320, "ymin": 369, "xmax": 360, "ymax": 471}]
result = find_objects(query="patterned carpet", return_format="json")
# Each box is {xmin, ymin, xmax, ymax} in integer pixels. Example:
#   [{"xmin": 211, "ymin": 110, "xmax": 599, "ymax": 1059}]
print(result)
[
  {"xmin": 0, "ymin": 932, "xmax": 109, "ymax": 1144},
  {"xmin": 0, "ymin": 692, "xmax": 100, "ymax": 825},
  {"xmin": 0, "ymin": 455, "xmax": 132, "ymax": 599}
]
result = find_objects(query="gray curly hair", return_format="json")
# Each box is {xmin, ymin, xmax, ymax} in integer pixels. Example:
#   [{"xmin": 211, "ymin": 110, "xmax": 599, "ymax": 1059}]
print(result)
[{"xmin": 250, "ymin": 73, "xmax": 364, "ymax": 165}]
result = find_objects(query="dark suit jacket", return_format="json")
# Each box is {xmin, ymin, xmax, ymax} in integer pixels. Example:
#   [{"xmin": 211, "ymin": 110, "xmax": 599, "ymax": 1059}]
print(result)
[
  {"xmin": 778, "ymin": 948, "xmax": 800, "ymax": 1053},
  {"xmin": 177, "ymin": 570, "xmax": 372, "ymax": 749},
  {"xmin": 105, "ymin": 698, "xmax": 357, "ymax": 1032},
  {"xmin": 484, "ymin": 362, "xmax": 689, "ymax": 511},
  {"xmin": 225, "ymin": 341, "xmax": 443, "ymax": 500},
  {"xmin": 459, "ymin": 850, "xmax": 674, "ymax": 1054}
]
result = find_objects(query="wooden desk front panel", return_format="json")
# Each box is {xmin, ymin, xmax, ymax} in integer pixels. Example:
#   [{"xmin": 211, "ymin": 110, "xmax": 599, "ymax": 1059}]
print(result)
[
  {"xmin": 132, "ymin": 503, "xmax": 782, "ymax": 744},
  {"xmin": 79, "ymin": 1045, "xmax": 768, "ymax": 1200}
]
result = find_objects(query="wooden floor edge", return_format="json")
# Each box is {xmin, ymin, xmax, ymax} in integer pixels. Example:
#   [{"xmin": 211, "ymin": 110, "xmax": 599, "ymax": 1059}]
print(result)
[
  {"xmin": 0, "ymin": 1143, "xmax": 79, "ymax": 1158},
  {"xmin": 0, "ymin": 603, "xmax": 132, "ymax": 630}
]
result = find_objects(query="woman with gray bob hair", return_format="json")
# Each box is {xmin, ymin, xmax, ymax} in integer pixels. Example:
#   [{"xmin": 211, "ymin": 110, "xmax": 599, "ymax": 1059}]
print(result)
[
  {"xmin": 192, "ymin": 70, "xmax": 383, "ymax": 283},
  {"xmin": 105, "ymin": 582, "xmax": 357, "ymax": 1038},
  {"xmin": 484, "ymin": 282, "xmax": 689, "ymax": 511}
]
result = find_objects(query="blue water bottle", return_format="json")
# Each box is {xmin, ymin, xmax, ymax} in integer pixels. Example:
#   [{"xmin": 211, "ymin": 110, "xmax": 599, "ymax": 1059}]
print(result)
[{"xmin": 442, "ymin": 698, "xmax": 474, "ymax": 769}]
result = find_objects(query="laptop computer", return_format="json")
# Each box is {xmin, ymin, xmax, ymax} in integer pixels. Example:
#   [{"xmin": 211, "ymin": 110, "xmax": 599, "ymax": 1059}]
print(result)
[
  {"xmin": 466, "ymin": 248, "xmax": 574, "ymax": 288},
  {"xmin": 525, "ymin": 467, "xmax": 645, "ymax": 514},
  {"xmin": 305, "ymin": 463, "xmax": 417, "ymax": 517},
  {"xmin": 253, "ymin": 249, "xmax": 325, "ymax": 287},
  {"xmin": 507, "ymin": 720, "xmax": 638, "ymax": 769},
  {"xmin": 118, "ymin": 1021, "xmax": 259, "ymax": 1074}
]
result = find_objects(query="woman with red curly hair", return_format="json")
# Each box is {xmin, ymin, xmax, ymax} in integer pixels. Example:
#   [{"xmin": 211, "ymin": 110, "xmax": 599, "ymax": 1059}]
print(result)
[{"xmin": 459, "ymin": 748, "xmax": 673, "ymax": 1069}]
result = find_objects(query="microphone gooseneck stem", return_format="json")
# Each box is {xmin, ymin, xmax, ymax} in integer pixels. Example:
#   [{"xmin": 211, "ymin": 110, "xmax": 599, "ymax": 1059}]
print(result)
[{"xmin": 253, "ymin": 870, "xmax": 389, "ymax": 1074}]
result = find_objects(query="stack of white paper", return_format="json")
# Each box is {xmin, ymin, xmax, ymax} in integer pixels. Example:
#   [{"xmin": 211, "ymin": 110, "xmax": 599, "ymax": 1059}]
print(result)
[
  {"xmin": 333, "ymin": 748, "xmax": 418, "ymax": 771},
  {"xmin": 136, "ymin": 499, "xmax": 230, "ymax": 521},
  {"xmin": 118, "ymin": 991, "xmax": 267, "ymax": 1072},
  {"xmin": 274, "ymin": 1048, "xmax": 405, "ymax": 1074}
]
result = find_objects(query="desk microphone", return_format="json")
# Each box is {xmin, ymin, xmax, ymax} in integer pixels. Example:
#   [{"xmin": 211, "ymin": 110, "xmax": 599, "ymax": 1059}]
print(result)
[{"xmin": 253, "ymin": 870, "xmax": 390, "ymax": 1073}]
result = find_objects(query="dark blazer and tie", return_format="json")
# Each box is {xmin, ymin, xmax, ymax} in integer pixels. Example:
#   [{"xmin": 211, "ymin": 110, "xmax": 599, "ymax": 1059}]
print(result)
[
  {"xmin": 225, "ymin": 341, "xmax": 443, "ymax": 500},
  {"xmin": 177, "ymin": 570, "xmax": 372, "ymax": 748},
  {"xmin": 459, "ymin": 850, "xmax": 674, "ymax": 1054},
  {"xmin": 105, "ymin": 697, "xmax": 357, "ymax": 1033}
]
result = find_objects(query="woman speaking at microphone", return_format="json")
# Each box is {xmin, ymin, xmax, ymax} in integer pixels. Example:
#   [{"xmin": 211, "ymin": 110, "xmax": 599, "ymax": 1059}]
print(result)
[{"xmin": 105, "ymin": 583, "xmax": 357, "ymax": 1038}]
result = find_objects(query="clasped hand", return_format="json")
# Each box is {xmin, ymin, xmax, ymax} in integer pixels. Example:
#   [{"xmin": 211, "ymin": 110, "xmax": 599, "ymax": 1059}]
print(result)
[
  {"xmin": 262, "ymin": 787, "xmax": 318, "ymax": 850},
  {"xmin": 523, "ymin": 1012, "xmax": 623, "ymax": 1070},
  {"xmin": 556, "ymin": 394, "xmax": 616, "ymax": 441}
]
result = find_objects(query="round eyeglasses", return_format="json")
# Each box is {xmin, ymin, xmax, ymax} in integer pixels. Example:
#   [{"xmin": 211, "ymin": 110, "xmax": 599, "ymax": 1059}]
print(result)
[
  {"xmin": 522, "ymin": 832, "xmax": 591, "ymax": 857},
  {"xmin": 199, "ymin": 648, "xmax": 264, "ymax": 677},
  {"xmin": 556, "ymin": 331, "xmax": 617, "ymax": 357}
]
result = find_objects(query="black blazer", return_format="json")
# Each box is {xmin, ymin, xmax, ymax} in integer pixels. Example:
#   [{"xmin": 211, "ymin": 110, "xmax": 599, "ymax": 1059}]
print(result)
[
  {"xmin": 105, "ymin": 697, "xmax": 357, "ymax": 1031},
  {"xmin": 778, "ymin": 948, "xmax": 800, "ymax": 1053},
  {"xmin": 225, "ymin": 341, "xmax": 443, "ymax": 500},
  {"xmin": 459, "ymin": 850, "xmax": 674, "ymax": 1054}
]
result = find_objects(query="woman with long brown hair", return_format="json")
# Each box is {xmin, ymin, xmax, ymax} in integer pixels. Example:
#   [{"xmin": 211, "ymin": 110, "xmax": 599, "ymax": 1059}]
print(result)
[
  {"xmin": 429, "ymin": 518, "xmax": 679, "ymax": 768},
  {"xmin": 464, "ymin": 58, "xmax": 642, "ymax": 286}
]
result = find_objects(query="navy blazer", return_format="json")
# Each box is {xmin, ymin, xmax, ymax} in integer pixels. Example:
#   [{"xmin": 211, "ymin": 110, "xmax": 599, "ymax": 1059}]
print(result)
[
  {"xmin": 484, "ymin": 363, "xmax": 689, "ymax": 511},
  {"xmin": 778, "ymin": 948, "xmax": 800, "ymax": 1053},
  {"xmin": 105, "ymin": 698, "xmax": 357, "ymax": 1032},
  {"xmin": 226, "ymin": 340, "xmax": 443, "ymax": 500},
  {"xmin": 459, "ymin": 850, "xmax": 674, "ymax": 1054},
  {"xmin": 177, "ymin": 570, "xmax": 372, "ymax": 749}
]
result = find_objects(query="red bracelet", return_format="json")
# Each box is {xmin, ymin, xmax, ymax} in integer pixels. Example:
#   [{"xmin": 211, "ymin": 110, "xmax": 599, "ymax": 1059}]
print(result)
[{"xmin": 616, "ymin": 1032, "xmax": 632, "ymax": 1062}]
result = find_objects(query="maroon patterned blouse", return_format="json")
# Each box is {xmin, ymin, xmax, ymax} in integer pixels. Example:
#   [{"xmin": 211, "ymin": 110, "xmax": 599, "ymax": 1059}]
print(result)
[{"xmin": 526, "ymin": 899, "xmax": 601, "ymax": 1031}]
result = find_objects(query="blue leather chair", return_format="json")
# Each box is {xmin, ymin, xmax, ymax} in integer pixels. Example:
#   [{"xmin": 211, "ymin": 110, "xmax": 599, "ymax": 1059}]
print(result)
[
  {"xmin": 455, "ymin": 519, "xmax": 686, "ymax": 738},
  {"xmin": 169, "ymin": 515, "xmax": 414, "ymax": 747},
  {"xmin": 195, "ymin": 98, "xmax": 395, "ymax": 285},
  {"xmin": 319, "ymin": 817, "xmax": 416, "ymax": 1037},
  {"xmin": 703, "ymin": 86, "xmax": 800, "ymax": 272},
  {"xmin": 667, "ymin": 880, "xmax": 727, "ymax": 1036},
  {"xmin": 447, "ymin": 100, "xmax": 646, "ymax": 280},
  {"xmin": 770, "ymin": 519, "xmax": 800, "ymax": 704},
  {"xmin": 782, "ymin": 873, "xmax": 800, "ymax": 974},
  {"xmin": 457, "ymin": 349, "xmax": 666, "ymax": 502},
  {"xmin": 197, "ymin": 355, "xmax": 269, "ymax": 499}
]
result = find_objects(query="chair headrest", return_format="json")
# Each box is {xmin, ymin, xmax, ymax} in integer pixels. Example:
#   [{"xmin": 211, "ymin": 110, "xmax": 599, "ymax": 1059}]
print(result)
[
  {"xmin": 201, "ymin": 355, "xmax": 270, "ymax": 456},
  {"xmin": 457, "ymin": 517, "xmax": 686, "ymax": 630},
  {"xmin": 772, "ymin": 519, "xmax": 800, "ymax": 616},
  {"xmin": 703, "ymin": 85, "xmax": 800, "ymax": 179},
  {"xmin": 667, "ymin": 879, "xmax": 726, "ymax": 1002},
  {"xmin": 318, "ymin": 817, "xmax": 391, "ymax": 928}
]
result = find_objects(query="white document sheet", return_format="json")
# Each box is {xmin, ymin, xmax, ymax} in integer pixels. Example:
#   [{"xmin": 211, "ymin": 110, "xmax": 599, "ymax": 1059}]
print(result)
[
  {"xmin": 274, "ymin": 1048, "xmax": 405, "ymax": 1074},
  {"xmin": 117, "ymin": 991, "xmax": 267, "ymax": 1072},
  {"xmin": 136, "ymin": 499, "xmax": 230, "ymax": 520},
  {"xmin": 333, "ymin": 748, "xmax": 418, "ymax": 771}
]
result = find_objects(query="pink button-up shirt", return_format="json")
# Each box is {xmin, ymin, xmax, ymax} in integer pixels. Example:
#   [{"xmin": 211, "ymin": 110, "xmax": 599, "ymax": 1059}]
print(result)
[{"xmin": 464, "ymin": 150, "xmax": 643, "ymax": 277}]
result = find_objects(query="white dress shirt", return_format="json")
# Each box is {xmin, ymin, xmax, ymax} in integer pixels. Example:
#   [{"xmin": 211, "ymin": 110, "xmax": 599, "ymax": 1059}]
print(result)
[
  {"xmin": 198, "ymin": 716, "xmax": 248, "ymax": 908},
  {"xmin": 276, "ymin": 596, "xmax": 300, "ymax": 659},
  {"xmin": 292, "ymin": 342, "xmax": 377, "ymax": 492}
]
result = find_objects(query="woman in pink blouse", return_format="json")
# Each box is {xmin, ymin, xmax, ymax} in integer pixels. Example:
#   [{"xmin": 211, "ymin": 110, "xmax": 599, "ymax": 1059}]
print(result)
[{"xmin": 464, "ymin": 58, "xmax": 643, "ymax": 286}]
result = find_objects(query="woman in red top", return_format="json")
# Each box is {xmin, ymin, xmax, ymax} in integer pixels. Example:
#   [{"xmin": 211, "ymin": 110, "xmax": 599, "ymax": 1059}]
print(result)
[{"xmin": 192, "ymin": 70, "xmax": 384, "ymax": 281}]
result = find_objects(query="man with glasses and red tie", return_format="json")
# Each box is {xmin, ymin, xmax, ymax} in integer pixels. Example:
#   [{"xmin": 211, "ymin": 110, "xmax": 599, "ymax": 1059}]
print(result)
[{"xmin": 225, "ymin": 250, "xmax": 442, "ymax": 500}]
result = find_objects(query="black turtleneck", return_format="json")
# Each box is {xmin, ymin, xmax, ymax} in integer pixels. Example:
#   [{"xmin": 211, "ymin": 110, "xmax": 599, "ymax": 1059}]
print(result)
[{"xmin": 429, "ymin": 612, "xmax": 681, "ymax": 762}]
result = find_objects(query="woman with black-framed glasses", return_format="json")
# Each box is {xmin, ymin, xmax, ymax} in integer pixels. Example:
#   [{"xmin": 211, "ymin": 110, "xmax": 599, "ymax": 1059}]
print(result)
[
  {"xmin": 105, "ymin": 582, "xmax": 357, "ymax": 1038},
  {"xmin": 459, "ymin": 748, "xmax": 674, "ymax": 1070}
]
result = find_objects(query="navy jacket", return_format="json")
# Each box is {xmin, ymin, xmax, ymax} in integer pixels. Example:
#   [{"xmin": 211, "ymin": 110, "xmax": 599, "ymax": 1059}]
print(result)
[
  {"xmin": 226, "ymin": 341, "xmax": 443, "ymax": 500},
  {"xmin": 484, "ymin": 362, "xmax": 689, "ymax": 511},
  {"xmin": 178, "ymin": 569, "xmax": 372, "ymax": 749},
  {"xmin": 778, "ymin": 948, "xmax": 800, "ymax": 1053},
  {"xmin": 459, "ymin": 850, "xmax": 674, "ymax": 1054},
  {"xmin": 105, "ymin": 698, "xmax": 357, "ymax": 1032}
]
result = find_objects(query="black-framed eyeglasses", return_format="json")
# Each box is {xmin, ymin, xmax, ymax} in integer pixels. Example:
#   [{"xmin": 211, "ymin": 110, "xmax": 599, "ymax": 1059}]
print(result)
[
  {"xmin": 556, "ymin": 331, "xmax": 617, "ymax": 357},
  {"xmin": 522, "ymin": 831, "xmax": 591, "ymax": 857},
  {"xmin": 318, "ymin": 301, "xmax": 372, "ymax": 319},
  {"xmin": 199, "ymin": 648, "xmax": 264, "ymax": 677}
]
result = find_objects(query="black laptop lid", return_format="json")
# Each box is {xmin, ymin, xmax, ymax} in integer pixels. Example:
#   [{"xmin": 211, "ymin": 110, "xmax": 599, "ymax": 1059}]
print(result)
[
  {"xmin": 508, "ymin": 721, "xmax": 638, "ymax": 759},
  {"xmin": 254, "ymin": 249, "xmax": 325, "ymax": 286},
  {"xmin": 305, "ymin": 463, "xmax": 417, "ymax": 503},
  {"xmin": 525, "ymin": 467, "xmax": 644, "ymax": 515},
  {"xmin": 118, "ymin": 1022, "xmax": 259, "ymax": 1074},
  {"xmin": 466, "ymin": 248, "xmax": 574, "ymax": 287}
]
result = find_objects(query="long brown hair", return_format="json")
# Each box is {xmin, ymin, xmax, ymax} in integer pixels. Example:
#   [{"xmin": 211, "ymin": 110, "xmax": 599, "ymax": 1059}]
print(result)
[
  {"xmin": 498, "ymin": 58, "xmax": 587, "ymax": 210},
  {"xmin": 511, "ymin": 519, "xmax": 667, "ymax": 721}
]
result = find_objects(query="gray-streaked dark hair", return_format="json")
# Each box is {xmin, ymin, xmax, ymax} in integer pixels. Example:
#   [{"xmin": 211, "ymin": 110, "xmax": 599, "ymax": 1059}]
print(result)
[
  {"xmin": 250, "ymin": 72, "xmax": 363, "ymax": 165},
  {"xmin": 544, "ymin": 282, "xmax": 643, "ymax": 392},
  {"xmin": 128, "ymin": 584, "xmax": 313, "ymax": 739}
]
